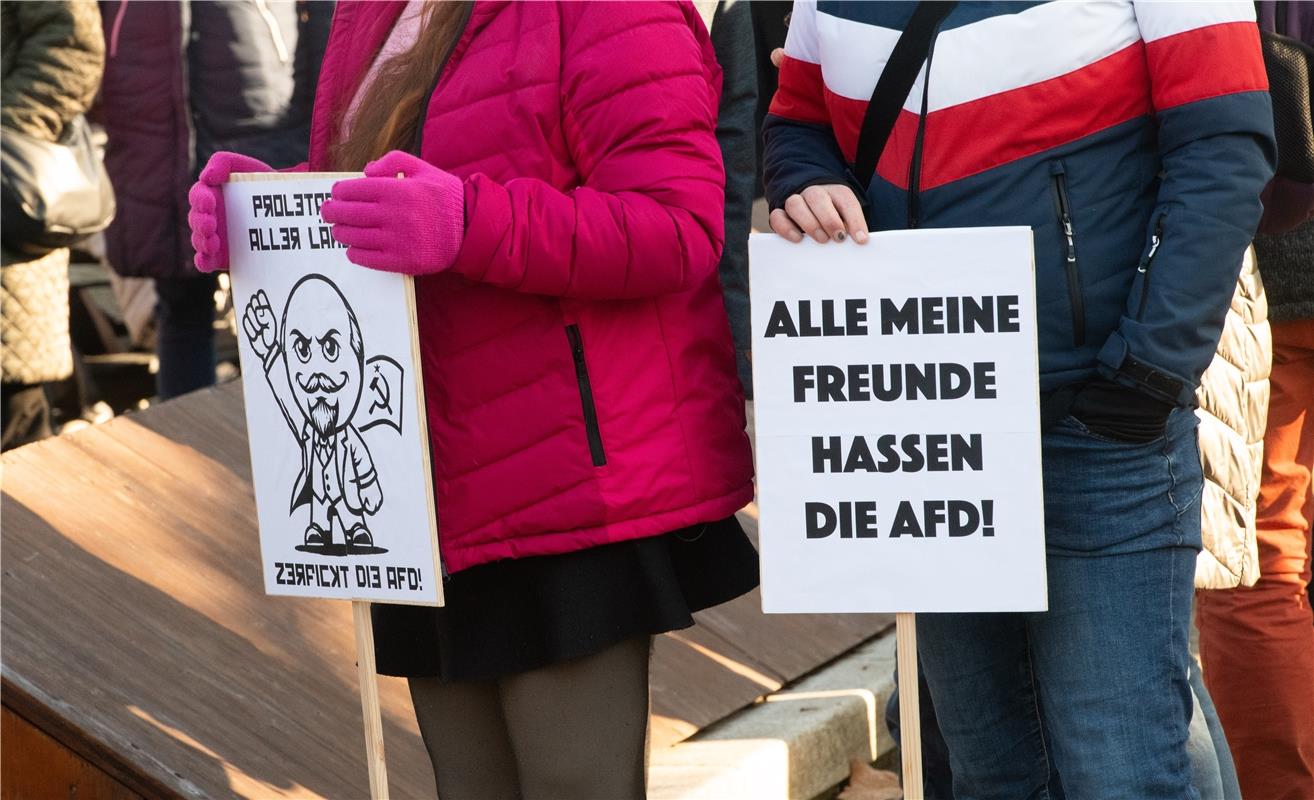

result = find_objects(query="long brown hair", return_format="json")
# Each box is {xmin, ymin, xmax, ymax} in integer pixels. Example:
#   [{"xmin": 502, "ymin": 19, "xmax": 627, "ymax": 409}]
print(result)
[{"xmin": 330, "ymin": 2, "xmax": 471, "ymax": 171}]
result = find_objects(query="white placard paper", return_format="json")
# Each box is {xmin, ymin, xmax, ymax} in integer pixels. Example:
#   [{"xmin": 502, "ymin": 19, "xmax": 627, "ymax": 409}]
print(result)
[
  {"xmin": 750, "ymin": 228, "xmax": 1046, "ymax": 613},
  {"xmin": 226, "ymin": 173, "xmax": 442, "ymax": 605}
]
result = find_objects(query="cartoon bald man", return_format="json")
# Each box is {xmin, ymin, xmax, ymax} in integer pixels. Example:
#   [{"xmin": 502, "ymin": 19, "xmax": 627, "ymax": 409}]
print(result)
[{"xmin": 244, "ymin": 275, "xmax": 382, "ymax": 550}]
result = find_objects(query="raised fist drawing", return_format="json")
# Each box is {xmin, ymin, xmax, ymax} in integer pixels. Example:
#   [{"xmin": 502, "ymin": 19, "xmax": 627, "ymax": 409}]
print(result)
[{"xmin": 243, "ymin": 290, "xmax": 278, "ymax": 361}]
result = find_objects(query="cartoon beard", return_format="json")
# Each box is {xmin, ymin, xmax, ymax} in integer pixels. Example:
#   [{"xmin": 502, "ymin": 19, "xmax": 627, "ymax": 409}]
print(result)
[{"xmin": 308, "ymin": 398, "xmax": 339, "ymax": 438}]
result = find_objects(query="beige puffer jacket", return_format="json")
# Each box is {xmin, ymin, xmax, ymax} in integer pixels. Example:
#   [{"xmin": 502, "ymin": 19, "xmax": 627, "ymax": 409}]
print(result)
[{"xmin": 1194, "ymin": 247, "xmax": 1269, "ymax": 590}]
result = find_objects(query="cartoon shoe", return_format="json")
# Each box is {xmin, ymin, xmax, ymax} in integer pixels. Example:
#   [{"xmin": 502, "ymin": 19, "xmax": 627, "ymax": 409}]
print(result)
[
  {"xmin": 304, "ymin": 523, "xmax": 331, "ymax": 547},
  {"xmin": 345, "ymin": 524, "xmax": 374, "ymax": 551}
]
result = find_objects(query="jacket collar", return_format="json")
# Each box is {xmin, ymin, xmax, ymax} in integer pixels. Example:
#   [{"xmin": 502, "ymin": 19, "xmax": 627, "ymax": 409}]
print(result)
[{"xmin": 308, "ymin": 1, "xmax": 507, "ymax": 170}]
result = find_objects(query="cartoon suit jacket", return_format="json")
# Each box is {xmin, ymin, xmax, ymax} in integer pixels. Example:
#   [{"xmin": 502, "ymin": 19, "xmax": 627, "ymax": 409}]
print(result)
[{"xmin": 260, "ymin": 343, "xmax": 380, "ymax": 514}]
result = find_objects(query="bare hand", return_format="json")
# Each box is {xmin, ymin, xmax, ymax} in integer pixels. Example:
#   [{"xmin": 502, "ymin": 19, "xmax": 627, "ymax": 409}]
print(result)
[
  {"xmin": 769, "ymin": 184, "xmax": 869, "ymax": 244},
  {"xmin": 243, "ymin": 290, "xmax": 278, "ymax": 360}
]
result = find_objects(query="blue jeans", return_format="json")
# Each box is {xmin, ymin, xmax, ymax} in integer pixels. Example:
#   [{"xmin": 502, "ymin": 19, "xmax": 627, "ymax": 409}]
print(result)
[
  {"xmin": 915, "ymin": 407, "xmax": 1204, "ymax": 800},
  {"xmin": 886, "ymin": 656, "xmax": 1240, "ymax": 799}
]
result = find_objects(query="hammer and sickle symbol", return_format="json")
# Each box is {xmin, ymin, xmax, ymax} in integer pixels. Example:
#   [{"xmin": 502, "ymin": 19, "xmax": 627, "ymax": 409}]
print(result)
[{"xmin": 368, "ymin": 365, "xmax": 392, "ymax": 415}]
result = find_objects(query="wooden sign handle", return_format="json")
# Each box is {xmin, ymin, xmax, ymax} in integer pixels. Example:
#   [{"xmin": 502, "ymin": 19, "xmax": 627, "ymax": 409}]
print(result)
[
  {"xmin": 353, "ymin": 601, "xmax": 390, "ymax": 800},
  {"xmin": 896, "ymin": 612, "xmax": 924, "ymax": 800}
]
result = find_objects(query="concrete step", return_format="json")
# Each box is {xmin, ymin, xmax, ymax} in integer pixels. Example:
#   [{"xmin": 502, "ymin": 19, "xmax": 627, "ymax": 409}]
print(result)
[{"xmin": 650, "ymin": 632, "xmax": 899, "ymax": 800}]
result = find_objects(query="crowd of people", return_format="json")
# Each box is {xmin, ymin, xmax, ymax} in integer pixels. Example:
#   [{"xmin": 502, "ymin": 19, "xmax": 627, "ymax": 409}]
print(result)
[{"xmin": 2, "ymin": 1, "xmax": 1311, "ymax": 799}]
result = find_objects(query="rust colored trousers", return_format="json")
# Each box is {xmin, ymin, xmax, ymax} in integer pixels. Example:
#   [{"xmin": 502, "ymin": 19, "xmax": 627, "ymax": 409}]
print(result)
[{"xmin": 1198, "ymin": 319, "xmax": 1314, "ymax": 800}]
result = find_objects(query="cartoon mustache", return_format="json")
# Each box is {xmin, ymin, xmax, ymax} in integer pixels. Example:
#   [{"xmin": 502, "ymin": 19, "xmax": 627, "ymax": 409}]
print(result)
[{"xmin": 298, "ymin": 371, "xmax": 348, "ymax": 393}]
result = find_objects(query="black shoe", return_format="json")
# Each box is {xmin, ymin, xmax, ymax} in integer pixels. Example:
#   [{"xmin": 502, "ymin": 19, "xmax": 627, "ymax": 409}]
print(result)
[
  {"xmin": 345, "ymin": 525, "xmax": 373, "ymax": 549},
  {"xmin": 304, "ymin": 524, "xmax": 330, "ymax": 547}
]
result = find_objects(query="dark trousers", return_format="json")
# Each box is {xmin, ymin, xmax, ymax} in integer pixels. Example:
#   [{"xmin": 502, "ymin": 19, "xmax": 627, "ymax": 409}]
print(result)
[
  {"xmin": 1, "ymin": 381, "xmax": 52, "ymax": 450},
  {"xmin": 408, "ymin": 636, "xmax": 651, "ymax": 800},
  {"xmin": 154, "ymin": 274, "xmax": 217, "ymax": 400}
]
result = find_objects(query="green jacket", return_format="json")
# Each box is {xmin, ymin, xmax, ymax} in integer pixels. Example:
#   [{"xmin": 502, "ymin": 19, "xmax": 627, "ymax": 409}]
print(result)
[{"xmin": 1, "ymin": 0, "xmax": 103, "ymax": 141}]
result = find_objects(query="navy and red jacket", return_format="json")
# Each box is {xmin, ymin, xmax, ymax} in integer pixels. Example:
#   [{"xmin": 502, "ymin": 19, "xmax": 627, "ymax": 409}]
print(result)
[{"xmin": 763, "ymin": 1, "xmax": 1276, "ymax": 406}]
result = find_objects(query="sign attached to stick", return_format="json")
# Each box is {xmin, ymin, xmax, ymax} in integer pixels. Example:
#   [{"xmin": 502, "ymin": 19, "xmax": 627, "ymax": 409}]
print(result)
[
  {"xmin": 750, "ymin": 228, "xmax": 1046, "ymax": 614},
  {"xmin": 226, "ymin": 174, "xmax": 442, "ymax": 606}
]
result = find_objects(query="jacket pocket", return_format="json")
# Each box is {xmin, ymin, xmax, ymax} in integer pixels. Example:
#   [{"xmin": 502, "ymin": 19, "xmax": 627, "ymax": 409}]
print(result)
[
  {"xmin": 1135, "ymin": 213, "xmax": 1166, "ymax": 320},
  {"xmin": 1049, "ymin": 163, "xmax": 1085, "ymax": 347},
  {"xmin": 565, "ymin": 324, "xmax": 606, "ymax": 467}
]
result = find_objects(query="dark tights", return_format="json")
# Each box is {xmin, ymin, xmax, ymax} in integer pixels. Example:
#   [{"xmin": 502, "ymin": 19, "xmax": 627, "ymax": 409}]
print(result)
[{"xmin": 408, "ymin": 636, "xmax": 651, "ymax": 800}]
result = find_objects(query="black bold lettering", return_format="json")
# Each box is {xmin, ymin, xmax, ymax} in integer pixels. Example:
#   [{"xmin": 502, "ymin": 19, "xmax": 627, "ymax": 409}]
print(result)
[
  {"xmin": 974, "ymin": 362, "xmax": 998, "ymax": 399},
  {"xmin": 938, "ymin": 362, "xmax": 972, "ymax": 399},
  {"xmin": 793, "ymin": 366, "xmax": 815, "ymax": 402},
  {"xmin": 948, "ymin": 500, "xmax": 981, "ymax": 536},
  {"xmin": 921, "ymin": 296, "xmax": 945, "ymax": 334},
  {"xmin": 876, "ymin": 435, "xmax": 901, "ymax": 473},
  {"xmin": 998, "ymin": 295, "xmax": 1021, "ymax": 332},
  {"xmin": 905, "ymin": 363, "xmax": 937, "ymax": 400},
  {"xmin": 926, "ymin": 434, "xmax": 950, "ymax": 471},
  {"xmin": 856, "ymin": 501, "xmax": 879, "ymax": 538},
  {"xmin": 806, "ymin": 502, "xmax": 837, "ymax": 539},
  {"xmin": 952, "ymin": 434, "xmax": 984, "ymax": 471},
  {"xmin": 812, "ymin": 436, "xmax": 842, "ymax": 473},
  {"xmin": 844, "ymin": 437, "xmax": 876, "ymax": 472},
  {"xmin": 881, "ymin": 297, "xmax": 920, "ymax": 335},
  {"xmin": 962, "ymin": 296, "xmax": 994, "ymax": 333},
  {"xmin": 899, "ymin": 434, "xmax": 925, "ymax": 472},
  {"xmin": 818, "ymin": 365, "xmax": 845, "ymax": 402},
  {"xmin": 846, "ymin": 298, "xmax": 869, "ymax": 334},
  {"xmin": 889, "ymin": 501, "xmax": 923, "ymax": 537},
  {"xmin": 765, "ymin": 301, "xmax": 799, "ymax": 338}
]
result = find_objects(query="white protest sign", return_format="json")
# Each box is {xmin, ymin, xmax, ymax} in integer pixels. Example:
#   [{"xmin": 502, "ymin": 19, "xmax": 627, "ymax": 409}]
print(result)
[
  {"xmin": 750, "ymin": 228, "xmax": 1046, "ymax": 614},
  {"xmin": 226, "ymin": 173, "xmax": 442, "ymax": 606}
]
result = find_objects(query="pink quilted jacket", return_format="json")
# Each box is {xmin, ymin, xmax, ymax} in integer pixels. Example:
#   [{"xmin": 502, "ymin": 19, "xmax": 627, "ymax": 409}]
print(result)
[{"xmin": 308, "ymin": 1, "xmax": 755, "ymax": 572}]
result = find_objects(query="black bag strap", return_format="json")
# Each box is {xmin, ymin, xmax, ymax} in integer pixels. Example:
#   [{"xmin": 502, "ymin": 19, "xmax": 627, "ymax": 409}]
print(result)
[{"xmin": 853, "ymin": 1, "xmax": 956, "ymax": 190}]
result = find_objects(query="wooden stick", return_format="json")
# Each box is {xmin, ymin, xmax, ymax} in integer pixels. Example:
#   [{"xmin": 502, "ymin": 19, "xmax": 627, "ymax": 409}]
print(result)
[
  {"xmin": 896, "ymin": 612, "xmax": 923, "ymax": 800},
  {"xmin": 353, "ymin": 600, "xmax": 390, "ymax": 800}
]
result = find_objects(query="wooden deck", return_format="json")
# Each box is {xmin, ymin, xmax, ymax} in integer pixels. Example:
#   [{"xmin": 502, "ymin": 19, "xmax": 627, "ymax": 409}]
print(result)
[{"xmin": 2, "ymin": 381, "xmax": 890, "ymax": 798}]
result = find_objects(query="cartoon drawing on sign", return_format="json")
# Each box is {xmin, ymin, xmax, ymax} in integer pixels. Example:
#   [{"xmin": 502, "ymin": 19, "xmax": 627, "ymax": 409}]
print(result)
[{"xmin": 243, "ymin": 274, "xmax": 404, "ymax": 556}]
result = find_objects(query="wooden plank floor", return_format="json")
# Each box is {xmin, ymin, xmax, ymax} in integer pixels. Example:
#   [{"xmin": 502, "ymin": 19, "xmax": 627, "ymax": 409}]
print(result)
[{"xmin": 2, "ymin": 381, "xmax": 891, "ymax": 799}]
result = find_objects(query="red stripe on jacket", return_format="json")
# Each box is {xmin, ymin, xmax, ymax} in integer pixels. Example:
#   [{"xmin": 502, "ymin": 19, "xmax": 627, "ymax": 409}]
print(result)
[
  {"xmin": 1145, "ymin": 21, "xmax": 1268, "ymax": 111},
  {"xmin": 769, "ymin": 55, "xmax": 830, "ymax": 126}
]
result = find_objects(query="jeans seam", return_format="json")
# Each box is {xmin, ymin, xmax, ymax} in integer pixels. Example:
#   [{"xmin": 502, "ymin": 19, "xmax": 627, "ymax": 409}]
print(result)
[{"xmin": 1023, "ymin": 629, "xmax": 1054, "ymax": 800}]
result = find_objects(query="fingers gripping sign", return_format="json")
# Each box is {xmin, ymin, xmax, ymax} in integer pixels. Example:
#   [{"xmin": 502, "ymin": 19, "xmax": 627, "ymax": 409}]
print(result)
[{"xmin": 770, "ymin": 184, "xmax": 869, "ymax": 245}]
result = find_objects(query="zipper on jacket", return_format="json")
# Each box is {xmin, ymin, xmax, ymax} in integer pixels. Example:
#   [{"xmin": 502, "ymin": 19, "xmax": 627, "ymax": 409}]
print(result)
[
  {"xmin": 565, "ymin": 325, "xmax": 606, "ymax": 467},
  {"xmin": 1135, "ymin": 215, "xmax": 1165, "ymax": 320},
  {"xmin": 408, "ymin": 1, "xmax": 475, "ymax": 156},
  {"xmin": 906, "ymin": 16, "xmax": 947, "ymax": 229},
  {"xmin": 1049, "ymin": 164, "xmax": 1086, "ymax": 347}
]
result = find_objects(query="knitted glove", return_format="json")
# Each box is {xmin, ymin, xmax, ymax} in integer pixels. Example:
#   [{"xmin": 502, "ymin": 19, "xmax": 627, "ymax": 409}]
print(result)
[
  {"xmin": 321, "ymin": 151, "xmax": 465, "ymax": 275},
  {"xmin": 187, "ymin": 152, "xmax": 275, "ymax": 273}
]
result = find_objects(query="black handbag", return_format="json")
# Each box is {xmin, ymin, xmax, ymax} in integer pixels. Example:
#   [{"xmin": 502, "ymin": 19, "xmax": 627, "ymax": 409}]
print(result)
[
  {"xmin": 1, "ymin": 114, "xmax": 116, "ymax": 254},
  {"xmin": 1261, "ymin": 7, "xmax": 1314, "ymax": 183}
]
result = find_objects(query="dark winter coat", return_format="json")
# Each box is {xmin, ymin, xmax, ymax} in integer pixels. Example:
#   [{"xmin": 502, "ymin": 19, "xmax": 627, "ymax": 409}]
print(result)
[
  {"xmin": 1255, "ymin": 1, "xmax": 1314, "ymax": 322},
  {"xmin": 96, "ymin": 0, "xmax": 330, "ymax": 280},
  {"xmin": 1, "ymin": 1, "xmax": 104, "ymax": 385},
  {"xmin": 765, "ymin": 1, "xmax": 1276, "ymax": 407},
  {"xmin": 1, "ymin": 0, "xmax": 104, "ymax": 141}
]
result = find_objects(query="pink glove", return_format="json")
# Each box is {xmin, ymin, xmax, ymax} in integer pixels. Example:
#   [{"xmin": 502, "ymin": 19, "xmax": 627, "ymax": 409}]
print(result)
[
  {"xmin": 321, "ymin": 151, "xmax": 465, "ymax": 275},
  {"xmin": 187, "ymin": 152, "xmax": 275, "ymax": 272}
]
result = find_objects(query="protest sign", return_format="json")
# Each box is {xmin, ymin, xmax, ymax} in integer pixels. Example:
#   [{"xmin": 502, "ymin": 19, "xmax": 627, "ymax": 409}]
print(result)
[
  {"xmin": 750, "ymin": 228, "xmax": 1047, "ymax": 614},
  {"xmin": 225, "ymin": 173, "xmax": 443, "ymax": 607}
]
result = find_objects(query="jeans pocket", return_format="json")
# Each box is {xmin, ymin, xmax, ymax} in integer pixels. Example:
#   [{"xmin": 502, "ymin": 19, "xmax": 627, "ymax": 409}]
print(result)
[{"xmin": 1060, "ymin": 414, "xmax": 1166, "ymax": 447}]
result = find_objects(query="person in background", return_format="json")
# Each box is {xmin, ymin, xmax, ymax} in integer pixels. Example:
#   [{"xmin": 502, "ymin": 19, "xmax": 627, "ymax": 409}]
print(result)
[
  {"xmin": 1, "ymin": 1, "xmax": 104, "ymax": 449},
  {"xmin": 187, "ymin": 3, "xmax": 758, "ymax": 798},
  {"xmin": 96, "ymin": 0, "xmax": 330, "ymax": 400},
  {"xmin": 697, "ymin": 0, "xmax": 757, "ymax": 398},
  {"xmin": 764, "ymin": 1, "xmax": 1274, "ymax": 796},
  {"xmin": 1196, "ymin": 4, "xmax": 1314, "ymax": 796}
]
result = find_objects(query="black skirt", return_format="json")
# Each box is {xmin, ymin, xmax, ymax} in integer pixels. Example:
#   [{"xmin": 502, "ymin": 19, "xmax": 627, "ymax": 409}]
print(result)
[{"xmin": 371, "ymin": 517, "xmax": 760, "ymax": 682}]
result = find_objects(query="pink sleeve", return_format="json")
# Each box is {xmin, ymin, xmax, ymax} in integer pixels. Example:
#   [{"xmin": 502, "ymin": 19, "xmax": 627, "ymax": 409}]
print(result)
[{"xmin": 450, "ymin": 1, "xmax": 725, "ymax": 299}]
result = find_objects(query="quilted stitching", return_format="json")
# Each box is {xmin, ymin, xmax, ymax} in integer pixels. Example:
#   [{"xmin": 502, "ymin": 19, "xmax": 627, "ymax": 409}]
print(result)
[{"xmin": 0, "ymin": 248, "xmax": 73, "ymax": 384}]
